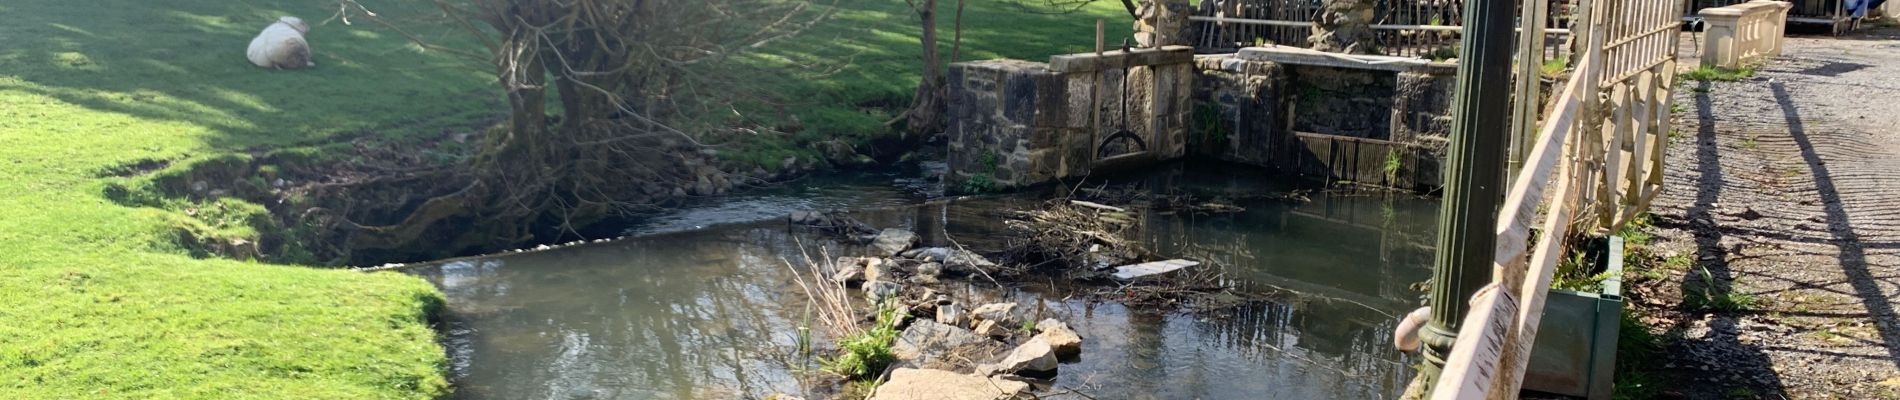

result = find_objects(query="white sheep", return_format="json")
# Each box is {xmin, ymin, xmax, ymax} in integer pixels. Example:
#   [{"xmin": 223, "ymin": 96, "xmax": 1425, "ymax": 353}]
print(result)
[{"xmin": 246, "ymin": 16, "xmax": 314, "ymax": 69}]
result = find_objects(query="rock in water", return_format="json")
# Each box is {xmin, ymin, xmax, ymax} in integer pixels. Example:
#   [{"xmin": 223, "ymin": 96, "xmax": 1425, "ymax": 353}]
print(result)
[
  {"xmin": 862, "ymin": 258, "xmax": 891, "ymax": 284},
  {"xmin": 977, "ymin": 337, "xmax": 1058, "ymax": 376},
  {"xmin": 789, "ymin": 211, "xmax": 821, "ymax": 225},
  {"xmin": 946, "ymin": 250, "xmax": 998, "ymax": 273},
  {"xmin": 870, "ymin": 368, "xmax": 1028, "ymax": 400},
  {"xmin": 900, "ymin": 247, "xmax": 998, "ymax": 272},
  {"xmin": 915, "ymin": 262, "xmax": 943, "ymax": 278},
  {"xmin": 830, "ymin": 258, "xmax": 866, "ymax": 285},
  {"xmin": 1034, "ymin": 318, "xmax": 1082, "ymax": 359},
  {"xmin": 899, "ymin": 247, "xmax": 949, "ymax": 260},
  {"xmin": 892, "ymin": 320, "xmax": 994, "ymax": 364},
  {"xmin": 872, "ymin": 228, "xmax": 919, "ymax": 256},
  {"xmin": 936, "ymin": 303, "xmax": 965, "ymax": 327},
  {"xmin": 970, "ymin": 302, "xmax": 1019, "ymax": 325},
  {"xmin": 865, "ymin": 281, "xmax": 904, "ymax": 305},
  {"xmin": 974, "ymin": 320, "xmax": 1005, "ymax": 338}
]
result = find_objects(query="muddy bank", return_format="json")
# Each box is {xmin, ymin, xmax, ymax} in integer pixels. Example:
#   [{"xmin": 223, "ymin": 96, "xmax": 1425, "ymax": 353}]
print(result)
[{"xmin": 96, "ymin": 127, "xmax": 932, "ymax": 266}]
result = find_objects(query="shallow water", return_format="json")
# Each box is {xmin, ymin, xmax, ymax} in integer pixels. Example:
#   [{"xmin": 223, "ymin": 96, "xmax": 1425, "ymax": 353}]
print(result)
[{"xmin": 410, "ymin": 163, "xmax": 1439, "ymax": 399}]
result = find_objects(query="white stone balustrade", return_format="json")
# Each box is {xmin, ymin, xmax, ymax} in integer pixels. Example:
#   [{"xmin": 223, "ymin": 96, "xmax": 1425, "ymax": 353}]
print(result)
[{"xmin": 1700, "ymin": 1, "xmax": 1792, "ymax": 69}]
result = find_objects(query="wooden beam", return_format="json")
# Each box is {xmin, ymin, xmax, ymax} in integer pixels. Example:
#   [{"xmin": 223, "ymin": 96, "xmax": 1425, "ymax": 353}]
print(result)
[
  {"xmin": 1492, "ymin": 154, "xmax": 1580, "ymax": 397},
  {"xmin": 1492, "ymin": 71, "xmax": 1585, "ymax": 280}
]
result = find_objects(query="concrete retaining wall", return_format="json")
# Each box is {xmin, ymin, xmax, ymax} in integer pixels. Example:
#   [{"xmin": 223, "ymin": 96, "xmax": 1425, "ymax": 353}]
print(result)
[
  {"xmin": 947, "ymin": 46, "xmax": 1457, "ymax": 192},
  {"xmin": 946, "ymin": 47, "xmax": 1194, "ymax": 193},
  {"xmin": 1192, "ymin": 47, "xmax": 1456, "ymax": 190}
]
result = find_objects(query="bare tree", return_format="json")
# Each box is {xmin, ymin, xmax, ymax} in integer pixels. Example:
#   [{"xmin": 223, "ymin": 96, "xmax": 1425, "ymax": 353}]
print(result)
[
  {"xmin": 323, "ymin": 0, "xmax": 829, "ymax": 259},
  {"xmin": 892, "ymin": 0, "xmax": 961, "ymax": 142}
]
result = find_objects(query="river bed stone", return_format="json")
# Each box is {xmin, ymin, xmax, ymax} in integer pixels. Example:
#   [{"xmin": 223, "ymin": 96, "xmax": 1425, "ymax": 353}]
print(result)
[{"xmin": 870, "ymin": 368, "xmax": 1028, "ymax": 400}]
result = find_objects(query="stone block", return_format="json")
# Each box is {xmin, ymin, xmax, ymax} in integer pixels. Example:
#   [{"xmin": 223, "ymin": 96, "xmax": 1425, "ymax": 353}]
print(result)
[
  {"xmin": 1002, "ymin": 72, "xmax": 1039, "ymax": 124},
  {"xmin": 1287, "ymin": 65, "xmax": 1394, "ymax": 140},
  {"xmin": 1392, "ymin": 70, "xmax": 1455, "ymax": 142},
  {"xmin": 1063, "ymin": 74, "xmax": 1096, "ymax": 129},
  {"xmin": 1058, "ymin": 128, "xmax": 1093, "ymax": 178},
  {"xmin": 1032, "ymin": 71, "xmax": 1069, "ymax": 128}
]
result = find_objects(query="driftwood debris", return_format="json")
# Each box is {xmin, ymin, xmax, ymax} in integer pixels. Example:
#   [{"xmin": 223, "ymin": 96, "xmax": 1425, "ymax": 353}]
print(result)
[{"xmin": 999, "ymin": 200, "xmax": 1145, "ymax": 273}]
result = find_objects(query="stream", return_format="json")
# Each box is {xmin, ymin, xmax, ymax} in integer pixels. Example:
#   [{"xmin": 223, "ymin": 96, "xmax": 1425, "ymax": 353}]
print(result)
[{"xmin": 407, "ymin": 162, "xmax": 1440, "ymax": 399}]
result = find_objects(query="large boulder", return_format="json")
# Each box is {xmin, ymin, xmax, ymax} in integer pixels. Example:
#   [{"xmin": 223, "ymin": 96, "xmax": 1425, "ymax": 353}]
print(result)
[
  {"xmin": 977, "ymin": 337, "xmax": 1058, "ymax": 376},
  {"xmin": 1033, "ymin": 318, "xmax": 1082, "ymax": 360},
  {"xmin": 870, "ymin": 368, "xmax": 1028, "ymax": 400},
  {"xmin": 871, "ymin": 228, "xmax": 919, "ymax": 256},
  {"xmin": 892, "ymin": 320, "xmax": 998, "ymax": 366}
]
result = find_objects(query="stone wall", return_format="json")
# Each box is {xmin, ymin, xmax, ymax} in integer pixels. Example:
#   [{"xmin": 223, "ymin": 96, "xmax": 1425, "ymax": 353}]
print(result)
[
  {"xmin": 1191, "ymin": 56, "xmax": 1288, "ymax": 166},
  {"xmin": 947, "ymin": 46, "xmax": 1458, "ymax": 192},
  {"xmin": 946, "ymin": 47, "xmax": 1194, "ymax": 193},
  {"xmin": 1191, "ymin": 47, "xmax": 1455, "ymax": 190},
  {"xmin": 945, "ymin": 60, "xmax": 1076, "ymax": 192}
]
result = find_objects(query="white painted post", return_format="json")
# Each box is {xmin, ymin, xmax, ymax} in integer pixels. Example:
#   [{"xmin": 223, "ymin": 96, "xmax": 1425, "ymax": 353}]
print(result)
[{"xmin": 1701, "ymin": 8, "xmax": 1742, "ymax": 68}]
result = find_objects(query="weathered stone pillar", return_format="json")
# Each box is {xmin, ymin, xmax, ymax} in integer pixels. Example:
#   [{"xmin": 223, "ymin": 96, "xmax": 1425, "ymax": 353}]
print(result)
[
  {"xmin": 1134, "ymin": 0, "xmax": 1193, "ymax": 48},
  {"xmin": 1310, "ymin": 0, "xmax": 1376, "ymax": 54}
]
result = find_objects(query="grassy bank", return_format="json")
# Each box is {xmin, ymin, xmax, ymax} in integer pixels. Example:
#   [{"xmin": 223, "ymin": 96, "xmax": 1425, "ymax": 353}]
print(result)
[
  {"xmin": 1, "ymin": 0, "xmax": 1132, "ymax": 397},
  {"xmin": 0, "ymin": 0, "xmax": 492, "ymax": 397}
]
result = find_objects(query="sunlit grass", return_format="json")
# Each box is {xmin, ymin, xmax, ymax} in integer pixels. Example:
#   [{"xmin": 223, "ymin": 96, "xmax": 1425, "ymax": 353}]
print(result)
[
  {"xmin": 1681, "ymin": 65, "xmax": 1757, "ymax": 82},
  {"xmin": 708, "ymin": 0, "xmax": 1133, "ymax": 170},
  {"xmin": 0, "ymin": 0, "xmax": 485, "ymax": 397}
]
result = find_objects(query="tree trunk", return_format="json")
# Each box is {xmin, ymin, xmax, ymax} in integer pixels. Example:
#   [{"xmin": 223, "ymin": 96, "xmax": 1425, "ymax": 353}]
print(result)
[
  {"xmin": 496, "ymin": 32, "xmax": 552, "ymax": 163},
  {"xmin": 904, "ymin": 0, "xmax": 944, "ymax": 141}
]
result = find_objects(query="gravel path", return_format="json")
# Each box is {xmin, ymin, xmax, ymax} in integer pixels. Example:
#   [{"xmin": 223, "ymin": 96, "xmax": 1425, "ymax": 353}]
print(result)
[{"xmin": 1636, "ymin": 26, "xmax": 1900, "ymax": 399}]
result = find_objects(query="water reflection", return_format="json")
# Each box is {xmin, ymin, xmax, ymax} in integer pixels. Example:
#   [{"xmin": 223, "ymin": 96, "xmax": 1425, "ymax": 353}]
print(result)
[
  {"xmin": 414, "ymin": 230, "xmax": 829, "ymax": 399},
  {"xmin": 412, "ymin": 164, "xmax": 1437, "ymax": 399}
]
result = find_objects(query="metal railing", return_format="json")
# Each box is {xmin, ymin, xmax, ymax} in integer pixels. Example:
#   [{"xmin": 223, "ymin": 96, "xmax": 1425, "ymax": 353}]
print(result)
[
  {"xmin": 1429, "ymin": 0, "xmax": 1682, "ymax": 395},
  {"xmin": 1190, "ymin": 0, "xmax": 1576, "ymax": 60}
]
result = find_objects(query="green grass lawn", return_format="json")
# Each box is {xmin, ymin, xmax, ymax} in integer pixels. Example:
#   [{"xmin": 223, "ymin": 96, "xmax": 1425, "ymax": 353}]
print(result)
[
  {"xmin": 704, "ymin": 0, "xmax": 1135, "ymax": 168},
  {"xmin": 0, "ymin": 0, "xmax": 494, "ymax": 397},
  {"xmin": 0, "ymin": 0, "xmax": 1130, "ymax": 397}
]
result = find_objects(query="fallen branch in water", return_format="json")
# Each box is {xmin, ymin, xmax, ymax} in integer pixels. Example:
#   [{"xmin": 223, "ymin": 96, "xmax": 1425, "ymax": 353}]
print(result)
[{"xmin": 1068, "ymin": 200, "xmax": 1125, "ymax": 213}]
